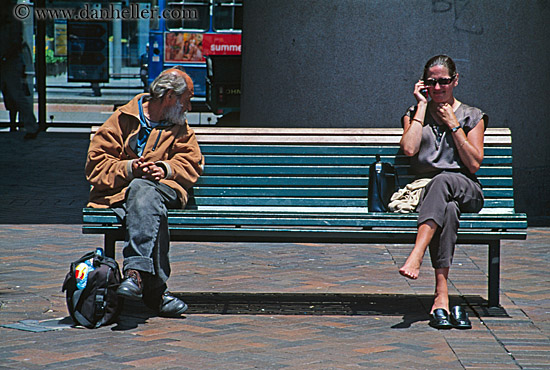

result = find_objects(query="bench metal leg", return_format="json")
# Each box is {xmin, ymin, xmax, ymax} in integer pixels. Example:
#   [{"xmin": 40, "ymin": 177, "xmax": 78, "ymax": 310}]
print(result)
[
  {"xmin": 104, "ymin": 234, "xmax": 117, "ymax": 259},
  {"xmin": 488, "ymin": 240, "xmax": 500, "ymax": 307}
]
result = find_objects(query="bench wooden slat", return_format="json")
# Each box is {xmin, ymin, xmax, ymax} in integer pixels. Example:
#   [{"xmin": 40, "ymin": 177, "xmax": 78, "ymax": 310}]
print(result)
[
  {"xmin": 188, "ymin": 197, "xmax": 514, "ymax": 208},
  {"xmin": 84, "ymin": 207, "xmax": 527, "ymax": 218},
  {"xmin": 484, "ymin": 147, "xmax": 512, "ymax": 156},
  {"xmin": 186, "ymin": 206, "xmax": 521, "ymax": 216},
  {"xmin": 194, "ymin": 187, "xmax": 369, "ymax": 197},
  {"xmin": 83, "ymin": 222, "xmax": 526, "ymax": 234},
  {"xmin": 203, "ymin": 154, "xmax": 512, "ymax": 166},
  {"xmin": 193, "ymin": 175, "xmax": 513, "ymax": 188},
  {"xmin": 192, "ymin": 197, "xmax": 369, "ymax": 207},
  {"xmin": 83, "ymin": 225, "xmax": 526, "ymax": 242},
  {"xmin": 192, "ymin": 186, "xmax": 513, "ymax": 198},
  {"xmin": 193, "ymin": 127, "xmax": 512, "ymax": 137},
  {"xmin": 83, "ymin": 208, "xmax": 527, "ymax": 228},
  {"xmin": 200, "ymin": 144, "xmax": 512, "ymax": 156},
  {"xmin": 201, "ymin": 165, "xmax": 513, "ymax": 177},
  {"xmin": 195, "ymin": 134, "xmax": 511, "ymax": 145},
  {"xmin": 196, "ymin": 176, "xmax": 368, "ymax": 187},
  {"xmin": 200, "ymin": 166, "xmax": 514, "ymax": 182},
  {"xmin": 194, "ymin": 128, "xmax": 511, "ymax": 141},
  {"xmin": 200, "ymin": 144, "xmax": 402, "ymax": 155}
]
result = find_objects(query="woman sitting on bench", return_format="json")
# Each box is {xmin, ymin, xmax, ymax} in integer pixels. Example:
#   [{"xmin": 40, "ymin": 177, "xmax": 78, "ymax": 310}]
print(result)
[{"xmin": 398, "ymin": 55, "xmax": 487, "ymax": 329}]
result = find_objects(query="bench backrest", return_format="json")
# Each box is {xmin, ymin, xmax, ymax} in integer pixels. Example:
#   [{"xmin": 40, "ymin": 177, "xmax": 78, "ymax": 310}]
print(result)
[{"xmin": 190, "ymin": 127, "xmax": 515, "ymax": 214}]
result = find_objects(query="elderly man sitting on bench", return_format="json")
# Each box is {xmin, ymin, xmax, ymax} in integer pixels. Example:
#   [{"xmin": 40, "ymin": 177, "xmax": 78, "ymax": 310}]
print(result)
[{"xmin": 85, "ymin": 68, "xmax": 203, "ymax": 317}]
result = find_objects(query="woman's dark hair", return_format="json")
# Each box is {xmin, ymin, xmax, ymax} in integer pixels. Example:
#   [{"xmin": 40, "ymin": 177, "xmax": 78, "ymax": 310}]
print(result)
[{"xmin": 423, "ymin": 55, "xmax": 457, "ymax": 80}]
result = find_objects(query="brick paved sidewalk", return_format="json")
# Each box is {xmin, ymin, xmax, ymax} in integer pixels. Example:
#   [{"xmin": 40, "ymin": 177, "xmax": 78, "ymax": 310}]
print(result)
[
  {"xmin": 1, "ymin": 131, "xmax": 549, "ymax": 369},
  {"xmin": 1, "ymin": 225, "xmax": 549, "ymax": 369}
]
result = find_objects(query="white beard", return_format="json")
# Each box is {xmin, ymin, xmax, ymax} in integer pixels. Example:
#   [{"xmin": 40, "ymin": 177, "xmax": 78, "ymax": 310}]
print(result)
[{"xmin": 163, "ymin": 100, "xmax": 187, "ymax": 126}]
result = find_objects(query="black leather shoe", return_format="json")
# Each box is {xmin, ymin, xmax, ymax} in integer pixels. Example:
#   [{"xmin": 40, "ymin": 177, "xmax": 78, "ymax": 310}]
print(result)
[
  {"xmin": 429, "ymin": 308, "xmax": 453, "ymax": 329},
  {"xmin": 158, "ymin": 292, "xmax": 188, "ymax": 317},
  {"xmin": 116, "ymin": 269, "xmax": 143, "ymax": 300},
  {"xmin": 450, "ymin": 305, "xmax": 472, "ymax": 329}
]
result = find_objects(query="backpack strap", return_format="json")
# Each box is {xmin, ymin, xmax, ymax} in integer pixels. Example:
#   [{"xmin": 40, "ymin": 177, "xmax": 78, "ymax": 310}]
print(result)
[
  {"xmin": 93, "ymin": 264, "xmax": 115, "ymax": 327},
  {"xmin": 94, "ymin": 287, "xmax": 106, "ymax": 326},
  {"xmin": 71, "ymin": 289, "xmax": 96, "ymax": 328},
  {"xmin": 74, "ymin": 310, "xmax": 95, "ymax": 328}
]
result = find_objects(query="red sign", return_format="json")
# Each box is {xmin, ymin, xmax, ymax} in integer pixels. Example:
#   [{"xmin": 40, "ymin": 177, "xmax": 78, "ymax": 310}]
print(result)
[
  {"xmin": 203, "ymin": 33, "xmax": 242, "ymax": 56},
  {"xmin": 164, "ymin": 32, "xmax": 241, "ymax": 63}
]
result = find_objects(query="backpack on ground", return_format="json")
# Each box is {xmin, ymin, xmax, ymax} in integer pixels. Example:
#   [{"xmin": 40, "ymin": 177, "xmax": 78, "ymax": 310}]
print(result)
[{"xmin": 62, "ymin": 248, "xmax": 123, "ymax": 328}]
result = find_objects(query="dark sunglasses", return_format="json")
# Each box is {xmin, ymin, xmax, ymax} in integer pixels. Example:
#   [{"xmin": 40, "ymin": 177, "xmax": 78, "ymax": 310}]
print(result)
[{"xmin": 424, "ymin": 76, "xmax": 456, "ymax": 86}]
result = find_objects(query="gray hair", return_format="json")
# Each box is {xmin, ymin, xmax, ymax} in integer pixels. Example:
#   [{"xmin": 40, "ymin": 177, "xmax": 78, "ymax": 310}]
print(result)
[{"xmin": 148, "ymin": 72, "xmax": 188, "ymax": 101}]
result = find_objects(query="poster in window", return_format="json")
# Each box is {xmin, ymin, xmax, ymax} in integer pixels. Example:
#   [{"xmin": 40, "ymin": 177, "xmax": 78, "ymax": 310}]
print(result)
[{"xmin": 164, "ymin": 32, "xmax": 204, "ymax": 62}]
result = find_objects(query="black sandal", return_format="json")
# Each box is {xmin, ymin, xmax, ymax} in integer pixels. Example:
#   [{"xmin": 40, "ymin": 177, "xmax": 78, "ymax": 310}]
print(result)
[
  {"xmin": 429, "ymin": 308, "xmax": 453, "ymax": 329},
  {"xmin": 450, "ymin": 305, "xmax": 472, "ymax": 329}
]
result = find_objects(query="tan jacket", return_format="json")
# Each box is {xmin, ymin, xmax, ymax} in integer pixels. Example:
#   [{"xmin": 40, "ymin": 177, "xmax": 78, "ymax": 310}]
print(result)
[
  {"xmin": 388, "ymin": 178, "xmax": 432, "ymax": 213},
  {"xmin": 85, "ymin": 94, "xmax": 203, "ymax": 208}
]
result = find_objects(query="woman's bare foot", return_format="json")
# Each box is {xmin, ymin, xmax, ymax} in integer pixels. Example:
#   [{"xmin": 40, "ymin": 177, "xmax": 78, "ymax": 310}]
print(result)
[
  {"xmin": 399, "ymin": 254, "xmax": 423, "ymax": 279},
  {"xmin": 399, "ymin": 221, "xmax": 437, "ymax": 280}
]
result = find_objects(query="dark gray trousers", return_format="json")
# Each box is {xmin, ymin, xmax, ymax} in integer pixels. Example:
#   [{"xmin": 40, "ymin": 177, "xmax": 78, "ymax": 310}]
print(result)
[
  {"xmin": 416, "ymin": 171, "xmax": 484, "ymax": 269},
  {"xmin": 113, "ymin": 178, "xmax": 181, "ymax": 292}
]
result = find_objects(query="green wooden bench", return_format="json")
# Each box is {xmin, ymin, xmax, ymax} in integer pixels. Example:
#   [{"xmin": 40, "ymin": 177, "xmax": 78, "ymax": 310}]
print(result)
[{"xmin": 83, "ymin": 127, "xmax": 527, "ymax": 307}]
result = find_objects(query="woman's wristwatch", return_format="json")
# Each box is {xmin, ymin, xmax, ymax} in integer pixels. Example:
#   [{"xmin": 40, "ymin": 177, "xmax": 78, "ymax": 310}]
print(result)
[{"xmin": 451, "ymin": 125, "xmax": 461, "ymax": 133}]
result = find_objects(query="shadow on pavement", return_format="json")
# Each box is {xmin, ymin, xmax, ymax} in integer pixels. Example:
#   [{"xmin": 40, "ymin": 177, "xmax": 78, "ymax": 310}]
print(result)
[
  {"xmin": 99, "ymin": 292, "xmax": 508, "ymax": 331},
  {"xmin": 0, "ymin": 132, "xmax": 91, "ymax": 224},
  {"xmin": 172, "ymin": 292, "xmax": 507, "ymax": 327}
]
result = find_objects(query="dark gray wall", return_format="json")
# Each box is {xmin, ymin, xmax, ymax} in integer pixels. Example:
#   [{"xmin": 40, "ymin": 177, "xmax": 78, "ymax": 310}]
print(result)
[{"xmin": 240, "ymin": 0, "xmax": 550, "ymax": 224}]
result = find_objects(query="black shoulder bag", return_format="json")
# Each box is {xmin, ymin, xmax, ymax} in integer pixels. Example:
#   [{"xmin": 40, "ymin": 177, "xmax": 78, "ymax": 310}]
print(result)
[{"xmin": 368, "ymin": 154, "xmax": 397, "ymax": 212}]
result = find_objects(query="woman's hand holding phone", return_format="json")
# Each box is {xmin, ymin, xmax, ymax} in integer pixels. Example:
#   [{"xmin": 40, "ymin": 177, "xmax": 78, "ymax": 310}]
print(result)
[{"xmin": 414, "ymin": 79, "xmax": 429, "ymax": 104}]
